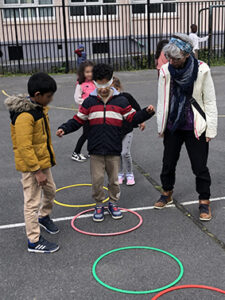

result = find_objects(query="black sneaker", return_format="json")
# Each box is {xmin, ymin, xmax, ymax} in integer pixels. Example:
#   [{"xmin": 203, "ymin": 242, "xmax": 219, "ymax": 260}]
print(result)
[
  {"xmin": 39, "ymin": 215, "xmax": 59, "ymax": 234},
  {"xmin": 71, "ymin": 152, "xmax": 86, "ymax": 162},
  {"xmin": 28, "ymin": 236, "xmax": 59, "ymax": 253}
]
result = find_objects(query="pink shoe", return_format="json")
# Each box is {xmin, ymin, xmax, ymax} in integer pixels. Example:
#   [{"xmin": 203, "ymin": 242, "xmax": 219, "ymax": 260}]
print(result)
[
  {"xmin": 118, "ymin": 174, "xmax": 124, "ymax": 185},
  {"xmin": 126, "ymin": 174, "xmax": 135, "ymax": 186}
]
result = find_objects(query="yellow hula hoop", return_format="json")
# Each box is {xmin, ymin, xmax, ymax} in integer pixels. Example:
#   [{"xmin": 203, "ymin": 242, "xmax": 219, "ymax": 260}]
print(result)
[
  {"xmin": 2, "ymin": 90, "xmax": 10, "ymax": 97},
  {"xmin": 54, "ymin": 183, "xmax": 109, "ymax": 208}
]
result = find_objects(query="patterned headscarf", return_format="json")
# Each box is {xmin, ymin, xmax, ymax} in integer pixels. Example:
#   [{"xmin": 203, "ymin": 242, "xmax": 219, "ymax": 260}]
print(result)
[{"xmin": 170, "ymin": 37, "xmax": 193, "ymax": 54}]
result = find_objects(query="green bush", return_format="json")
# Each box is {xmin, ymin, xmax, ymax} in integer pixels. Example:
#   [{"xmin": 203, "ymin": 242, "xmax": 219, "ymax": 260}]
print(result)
[{"xmin": 198, "ymin": 49, "xmax": 225, "ymax": 66}]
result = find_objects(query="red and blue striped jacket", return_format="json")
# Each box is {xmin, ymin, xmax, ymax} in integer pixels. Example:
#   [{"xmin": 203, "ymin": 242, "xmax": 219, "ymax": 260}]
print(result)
[{"xmin": 59, "ymin": 88, "xmax": 154, "ymax": 156}]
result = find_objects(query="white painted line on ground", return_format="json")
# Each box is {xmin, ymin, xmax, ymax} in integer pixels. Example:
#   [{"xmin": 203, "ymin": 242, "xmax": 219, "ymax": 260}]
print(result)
[
  {"xmin": 49, "ymin": 105, "xmax": 78, "ymax": 112},
  {"xmin": 0, "ymin": 197, "xmax": 225, "ymax": 230},
  {"xmin": 0, "ymin": 222, "xmax": 26, "ymax": 229}
]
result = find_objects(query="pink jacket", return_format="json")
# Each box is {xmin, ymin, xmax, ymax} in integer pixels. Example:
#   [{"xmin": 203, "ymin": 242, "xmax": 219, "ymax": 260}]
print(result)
[
  {"xmin": 156, "ymin": 51, "xmax": 168, "ymax": 70},
  {"xmin": 74, "ymin": 80, "xmax": 96, "ymax": 105}
]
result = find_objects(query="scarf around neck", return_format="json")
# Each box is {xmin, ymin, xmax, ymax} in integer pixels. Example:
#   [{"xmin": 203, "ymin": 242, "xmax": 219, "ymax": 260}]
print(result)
[{"xmin": 168, "ymin": 55, "xmax": 198, "ymax": 133}]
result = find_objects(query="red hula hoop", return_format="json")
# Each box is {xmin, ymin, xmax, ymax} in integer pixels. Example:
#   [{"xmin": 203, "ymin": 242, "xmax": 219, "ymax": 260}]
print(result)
[
  {"xmin": 71, "ymin": 207, "xmax": 143, "ymax": 237},
  {"xmin": 152, "ymin": 284, "xmax": 225, "ymax": 300}
]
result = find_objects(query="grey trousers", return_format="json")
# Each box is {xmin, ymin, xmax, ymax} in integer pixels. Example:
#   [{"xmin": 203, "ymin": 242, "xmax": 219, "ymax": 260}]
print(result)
[{"xmin": 119, "ymin": 132, "xmax": 133, "ymax": 175}]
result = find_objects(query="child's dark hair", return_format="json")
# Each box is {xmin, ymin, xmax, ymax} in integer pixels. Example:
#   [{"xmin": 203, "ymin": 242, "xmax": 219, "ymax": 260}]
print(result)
[
  {"xmin": 191, "ymin": 24, "xmax": 198, "ymax": 33},
  {"xmin": 112, "ymin": 76, "xmax": 123, "ymax": 91},
  {"xmin": 155, "ymin": 40, "xmax": 169, "ymax": 59},
  {"xmin": 28, "ymin": 72, "xmax": 57, "ymax": 97},
  {"xmin": 77, "ymin": 60, "xmax": 94, "ymax": 84},
  {"xmin": 93, "ymin": 63, "xmax": 113, "ymax": 81}
]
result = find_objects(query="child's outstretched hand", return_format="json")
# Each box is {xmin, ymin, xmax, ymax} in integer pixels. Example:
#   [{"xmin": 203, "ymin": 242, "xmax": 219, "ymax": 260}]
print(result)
[
  {"xmin": 56, "ymin": 129, "xmax": 65, "ymax": 137},
  {"xmin": 146, "ymin": 105, "xmax": 155, "ymax": 114}
]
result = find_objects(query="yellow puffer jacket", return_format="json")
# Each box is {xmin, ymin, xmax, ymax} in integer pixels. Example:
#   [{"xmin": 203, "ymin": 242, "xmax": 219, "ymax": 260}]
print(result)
[{"xmin": 5, "ymin": 94, "xmax": 56, "ymax": 172}]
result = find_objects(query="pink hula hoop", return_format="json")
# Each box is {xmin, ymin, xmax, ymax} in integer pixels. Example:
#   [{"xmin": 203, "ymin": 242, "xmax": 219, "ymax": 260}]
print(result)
[{"xmin": 71, "ymin": 207, "xmax": 143, "ymax": 237}]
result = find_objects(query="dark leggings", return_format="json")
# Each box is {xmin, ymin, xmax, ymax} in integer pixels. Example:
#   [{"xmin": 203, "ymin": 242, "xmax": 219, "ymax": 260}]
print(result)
[
  {"xmin": 160, "ymin": 129, "xmax": 211, "ymax": 200},
  {"xmin": 74, "ymin": 122, "xmax": 89, "ymax": 154}
]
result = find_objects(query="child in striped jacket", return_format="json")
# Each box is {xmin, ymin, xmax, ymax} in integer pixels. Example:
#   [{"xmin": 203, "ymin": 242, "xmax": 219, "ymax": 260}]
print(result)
[{"xmin": 57, "ymin": 64, "xmax": 155, "ymax": 222}]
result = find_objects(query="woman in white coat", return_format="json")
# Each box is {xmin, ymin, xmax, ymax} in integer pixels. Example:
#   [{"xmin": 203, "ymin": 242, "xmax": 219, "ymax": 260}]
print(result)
[{"xmin": 155, "ymin": 33, "xmax": 218, "ymax": 221}]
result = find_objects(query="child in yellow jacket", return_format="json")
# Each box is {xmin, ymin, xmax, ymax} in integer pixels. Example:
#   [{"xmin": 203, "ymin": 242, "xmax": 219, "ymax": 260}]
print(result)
[{"xmin": 5, "ymin": 72, "xmax": 59, "ymax": 253}]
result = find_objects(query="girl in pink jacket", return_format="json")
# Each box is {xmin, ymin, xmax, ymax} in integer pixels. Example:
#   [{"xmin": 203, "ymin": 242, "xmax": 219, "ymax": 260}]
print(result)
[
  {"xmin": 72, "ymin": 60, "xmax": 95, "ymax": 162},
  {"xmin": 155, "ymin": 40, "xmax": 169, "ymax": 78}
]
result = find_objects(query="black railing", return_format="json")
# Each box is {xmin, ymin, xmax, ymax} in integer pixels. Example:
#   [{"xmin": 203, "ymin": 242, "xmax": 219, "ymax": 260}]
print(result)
[{"xmin": 0, "ymin": 1, "xmax": 224, "ymax": 74}]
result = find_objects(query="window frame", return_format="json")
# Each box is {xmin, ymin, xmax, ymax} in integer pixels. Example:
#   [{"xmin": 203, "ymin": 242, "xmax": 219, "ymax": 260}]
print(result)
[
  {"xmin": 2, "ymin": 0, "xmax": 54, "ymax": 20},
  {"xmin": 131, "ymin": 0, "xmax": 177, "ymax": 17},
  {"xmin": 69, "ymin": 0, "xmax": 118, "ymax": 20}
]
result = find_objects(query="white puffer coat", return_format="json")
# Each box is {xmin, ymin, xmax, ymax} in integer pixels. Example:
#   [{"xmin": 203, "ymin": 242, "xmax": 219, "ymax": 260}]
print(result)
[{"xmin": 157, "ymin": 61, "xmax": 218, "ymax": 139}]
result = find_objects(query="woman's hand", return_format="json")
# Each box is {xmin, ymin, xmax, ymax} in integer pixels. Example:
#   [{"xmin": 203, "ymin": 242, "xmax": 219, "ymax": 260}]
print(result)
[{"xmin": 206, "ymin": 137, "xmax": 211, "ymax": 142}]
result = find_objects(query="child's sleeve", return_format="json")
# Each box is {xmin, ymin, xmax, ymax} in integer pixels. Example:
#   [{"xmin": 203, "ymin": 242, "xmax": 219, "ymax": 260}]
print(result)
[
  {"xmin": 58, "ymin": 103, "xmax": 89, "ymax": 134},
  {"xmin": 198, "ymin": 35, "xmax": 209, "ymax": 43},
  {"xmin": 75, "ymin": 49, "xmax": 82, "ymax": 57},
  {"xmin": 74, "ymin": 84, "xmax": 83, "ymax": 105},
  {"xmin": 121, "ymin": 101, "xmax": 154, "ymax": 126},
  {"xmin": 132, "ymin": 108, "xmax": 155, "ymax": 126},
  {"xmin": 123, "ymin": 92, "xmax": 141, "ymax": 111},
  {"xmin": 15, "ymin": 113, "xmax": 40, "ymax": 172}
]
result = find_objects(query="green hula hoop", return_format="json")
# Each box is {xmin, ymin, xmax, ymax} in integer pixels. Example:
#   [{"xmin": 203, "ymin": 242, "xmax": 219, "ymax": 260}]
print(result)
[{"xmin": 92, "ymin": 246, "xmax": 184, "ymax": 295}]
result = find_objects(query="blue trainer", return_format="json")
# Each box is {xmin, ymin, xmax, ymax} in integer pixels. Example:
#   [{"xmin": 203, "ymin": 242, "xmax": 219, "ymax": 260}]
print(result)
[
  {"xmin": 39, "ymin": 215, "xmax": 59, "ymax": 234},
  {"xmin": 93, "ymin": 206, "xmax": 104, "ymax": 222},
  {"xmin": 108, "ymin": 202, "xmax": 123, "ymax": 220},
  {"xmin": 28, "ymin": 236, "xmax": 59, "ymax": 253}
]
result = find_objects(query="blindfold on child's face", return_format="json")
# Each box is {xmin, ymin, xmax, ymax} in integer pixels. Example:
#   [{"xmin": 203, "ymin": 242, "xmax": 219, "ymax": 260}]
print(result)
[{"xmin": 94, "ymin": 78, "xmax": 113, "ymax": 89}]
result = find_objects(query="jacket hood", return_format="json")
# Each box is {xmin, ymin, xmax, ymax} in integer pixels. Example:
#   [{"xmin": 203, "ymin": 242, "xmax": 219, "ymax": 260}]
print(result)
[{"xmin": 4, "ymin": 94, "xmax": 40, "ymax": 113}]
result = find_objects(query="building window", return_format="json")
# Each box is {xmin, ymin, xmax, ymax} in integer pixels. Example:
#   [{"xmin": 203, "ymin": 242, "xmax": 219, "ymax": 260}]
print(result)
[
  {"xmin": 20, "ymin": 0, "xmax": 35, "ymax": 3},
  {"xmin": 70, "ymin": 0, "xmax": 117, "ymax": 17},
  {"xmin": 86, "ymin": 5, "xmax": 101, "ymax": 16},
  {"xmin": 70, "ymin": 7, "xmax": 85, "ymax": 16},
  {"xmin": 163, "ymin": 1, "xmax": 176, "ymax": 13},
  {"xmin": 8, "ymin": 46, "xmax": 23, "ymax": 60},
  {"xmin": 38, "ymin": 0, "xmax": 53, "ymax": 17},
  {"xmin": 3, "ymin": 0, "xmax": 53, "ymax": 19},
  {"xmin": 150, "ymin": 3, "xmax": 161, "ymax": 13},
  {"xmin": 4, "ymin": 0, "xmax": 20, "ymax": 3},
  {"xmin": 103, "ymin": 0, "xmax": 116, "ymax": 15},
  {"xmin": 21, "ymin": 7, "xmax": 37, "ymax": 18},
  {"xmin": 132, "ymin": 0, "xmax": 176, "ymax": 15},
  {"xmin": 132, "ymin": 4, "xmax": 145, "ymax": 14},
  {"xmin": 3, "ymin": 8, "xmax": 20, "ymax": 19},
  {"xmin": 70, "ymin": 0, "xmax": 84, "ymax": 16},
  {"xmin": 93, "ymin": 42, "xmax": 109, "ymax": 54}
]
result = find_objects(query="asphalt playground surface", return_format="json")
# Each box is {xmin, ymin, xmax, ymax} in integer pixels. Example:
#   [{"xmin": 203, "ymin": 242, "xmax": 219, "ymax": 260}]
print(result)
[{"xmin": 0, "ymin": 67, "xmax": 225, "ymax": 300}]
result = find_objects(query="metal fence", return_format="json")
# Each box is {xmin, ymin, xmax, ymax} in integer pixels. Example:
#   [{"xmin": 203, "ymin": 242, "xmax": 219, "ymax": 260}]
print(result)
[{"xmin": 0, "ymin": 0, "xmax": 224, "ymax": 74}]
